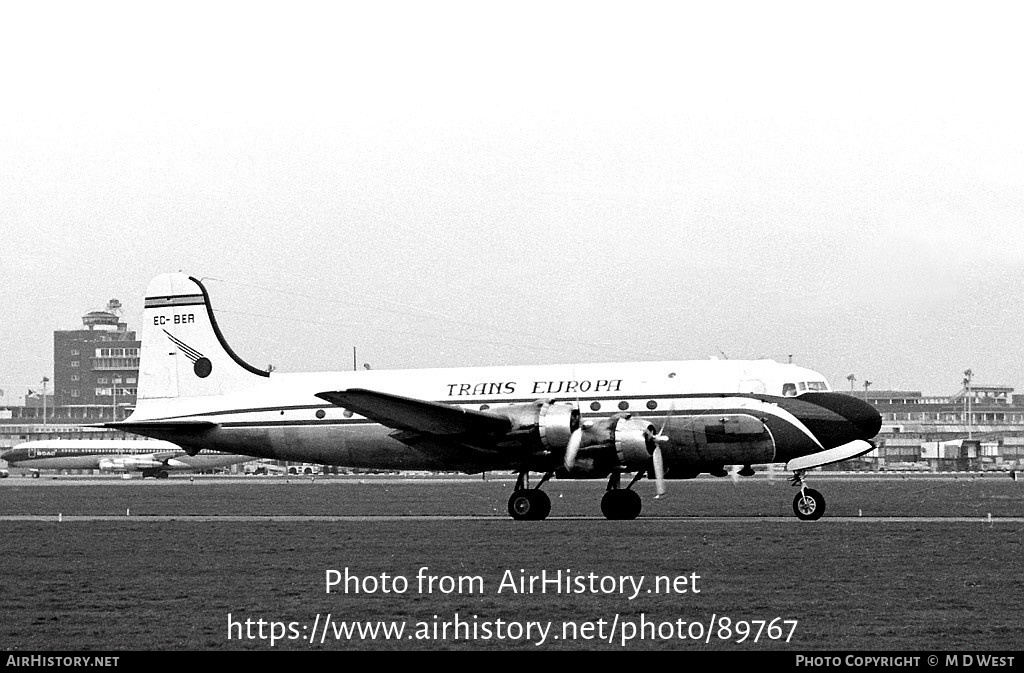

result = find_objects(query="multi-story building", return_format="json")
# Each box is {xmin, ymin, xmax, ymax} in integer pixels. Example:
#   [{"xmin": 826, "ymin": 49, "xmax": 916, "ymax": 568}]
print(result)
[
  {"xmin": 850, "ymin": 384, "xmax": 1024, "ymax": 470},
  {"xmin": 50, "ymin": 299, "xmax": 140, "ymax": 422}
]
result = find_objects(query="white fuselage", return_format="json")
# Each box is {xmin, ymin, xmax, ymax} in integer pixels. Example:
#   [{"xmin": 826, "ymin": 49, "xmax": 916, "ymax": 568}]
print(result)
[{"xmin": 125, "ymin": 359, "xmax": 832, "ymax": 470}]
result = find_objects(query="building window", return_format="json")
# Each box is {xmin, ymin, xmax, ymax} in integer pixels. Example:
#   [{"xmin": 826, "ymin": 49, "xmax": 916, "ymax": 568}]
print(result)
[
  {"xmin": 71, "ymin": 374, "xmax": 79, "ymax": 381},
  {"xmin": 70, "ymin": 390, "xmax": 80, "ymax": 398},
  {"xmin": 70, "ymin": 361, "xmax": 79, "ymax": 367}
]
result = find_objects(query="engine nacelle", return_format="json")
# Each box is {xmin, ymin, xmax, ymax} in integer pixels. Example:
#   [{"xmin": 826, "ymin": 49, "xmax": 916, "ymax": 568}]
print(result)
[
  {"xmin": 487, "ymin": 401, "xmax": 579, "ymax": 454},
  {"xmin": 612, "ymin": 416, "xmax": 656, "ymax": 467},
  {"xmin": 576, "ymin": 414, "xmax": 656, "ymax": 470}
]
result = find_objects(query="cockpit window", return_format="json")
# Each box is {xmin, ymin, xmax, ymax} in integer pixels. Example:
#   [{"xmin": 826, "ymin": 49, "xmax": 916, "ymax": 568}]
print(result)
[{"xmin": 782, "ymin": 383, "xmax": 798, "ymax": 397}]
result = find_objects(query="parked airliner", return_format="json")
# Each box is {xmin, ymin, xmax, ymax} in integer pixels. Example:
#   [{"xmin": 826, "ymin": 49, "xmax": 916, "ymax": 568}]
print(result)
[
  {"xmin": 105, "ymin": 273, "xmax": 881, "ymax": 520},
  {"xmin": 1, "ymin": 439, "xmax": 252, "ymax": 478}
]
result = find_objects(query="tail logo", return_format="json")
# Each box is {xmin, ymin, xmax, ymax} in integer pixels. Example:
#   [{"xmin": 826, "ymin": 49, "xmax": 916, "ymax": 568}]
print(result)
[{"xmin": 163, "ymin": 330, "xmax": 213, "ymax": 378}]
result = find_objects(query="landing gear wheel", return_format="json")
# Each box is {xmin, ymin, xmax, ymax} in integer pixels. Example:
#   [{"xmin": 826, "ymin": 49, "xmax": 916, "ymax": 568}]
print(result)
[
  {"xmin": 508, "ymin": 490, "xmax": 551, "ymax": 521},
  {"xmin": 533, "ymin": 491, "xmax": 551, "ymax": 520},
  {"xmin": 793, "ymin": 488, "xmax": 826, "ymax": 521},
  {"xmin": 601, "ymin": 489, "xmax": 642, "ymax": 520}
]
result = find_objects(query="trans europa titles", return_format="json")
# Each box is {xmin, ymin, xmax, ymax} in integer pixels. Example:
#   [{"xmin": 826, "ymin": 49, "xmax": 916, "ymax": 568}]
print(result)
[{"xmin": 445, "ymin": 379, "xmax": 623, "ymax": 397}]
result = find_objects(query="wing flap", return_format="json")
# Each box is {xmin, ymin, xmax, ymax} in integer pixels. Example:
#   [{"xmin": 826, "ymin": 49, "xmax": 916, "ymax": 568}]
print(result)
[{"xmin": 316, "ymin": 388, "xmax": 512, "ymax": 437}]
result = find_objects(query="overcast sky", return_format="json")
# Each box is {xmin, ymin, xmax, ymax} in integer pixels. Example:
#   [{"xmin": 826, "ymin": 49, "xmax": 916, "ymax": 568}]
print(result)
[{"xmin": 2, "ymin": 1, "xmax": 1022, "ymax": 401}]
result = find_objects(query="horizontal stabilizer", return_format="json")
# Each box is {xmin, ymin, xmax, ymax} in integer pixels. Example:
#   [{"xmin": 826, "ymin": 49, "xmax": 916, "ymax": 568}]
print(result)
[
  {"xmin": 785, "ymin": 439, "xmax": 876, "ymax": 472},
  {"xmin": 316, "ymin": 388, "xmax": 512, "ymax": 437}
]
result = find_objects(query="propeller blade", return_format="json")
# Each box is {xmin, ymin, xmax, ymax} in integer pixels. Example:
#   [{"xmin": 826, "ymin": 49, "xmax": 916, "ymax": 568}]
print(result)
[
  {"xmin": 652, "ymin": 445, "xmax": 667, "ymax": 498},
  {"xmin": 658, "ymin": 402, "xmax": 674, "ymax": 436},
  {"xmin": 563, "ymin": 427, "xmax": 583, "ymax": 470},
  {"xmin": 729, "ymin": 465, "xmax": 740, "ymax": 484}
]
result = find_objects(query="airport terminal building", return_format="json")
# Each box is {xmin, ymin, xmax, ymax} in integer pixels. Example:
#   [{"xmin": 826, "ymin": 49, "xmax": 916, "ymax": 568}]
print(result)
[{"xmin": 851, "ymin": 386, "xmax": 1024, "ymax": 471}]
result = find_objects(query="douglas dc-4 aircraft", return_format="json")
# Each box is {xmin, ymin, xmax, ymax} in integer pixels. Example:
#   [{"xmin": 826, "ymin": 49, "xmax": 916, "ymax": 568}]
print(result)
[
  {"xmin": 104, "ymin": 273, "xmax": 881, "ymax": 520},
  {"xmin": 1, "ymin": 439, "xmax": 252, "ymax": 478}
]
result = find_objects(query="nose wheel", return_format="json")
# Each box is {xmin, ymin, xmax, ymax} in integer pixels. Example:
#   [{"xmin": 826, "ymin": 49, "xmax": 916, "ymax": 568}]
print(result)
[
  {"xmin": 791, "ymin": 470, "xmax": 826, "ymax": 521},
  {"xmin": 793, "ymin": 488, "xmax": 825, "ymax": 520}
]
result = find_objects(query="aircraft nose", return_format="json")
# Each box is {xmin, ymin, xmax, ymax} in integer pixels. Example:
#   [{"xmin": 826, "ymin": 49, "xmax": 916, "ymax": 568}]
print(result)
[
  {"xmin": 846, "ymin": 396, "xmax": 883, "ymax": 440},
  {"xmin": 802, "ymin": 393, "xmax": 882, "ymax": 440}
]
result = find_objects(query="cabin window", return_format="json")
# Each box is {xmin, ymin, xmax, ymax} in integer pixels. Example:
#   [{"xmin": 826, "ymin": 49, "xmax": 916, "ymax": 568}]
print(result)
[
  {"xmin": 590, "ymin": 402, "xmax": 601, "ymax": 411},
  {"xmin": 617, "ymin": 401, "xmax": 629, "ymax": 411},
  {"xmin": 315, "ymin": 409, "xmax": 326, "ymax": 419},
  {"xmin": 646, "ymin": 400, "xmax": 658, "ymax": 410}
]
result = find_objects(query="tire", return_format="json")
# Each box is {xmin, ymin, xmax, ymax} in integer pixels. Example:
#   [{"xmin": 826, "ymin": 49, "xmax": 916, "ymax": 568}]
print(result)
[
  {"xmin": 508, "ymin": 490, "xmax": 534, "ymax": 520},
  {"xmin": 601, "ymin": 490, "xmax": 642, "ymax": 520},
  {"xmin": 533, "ymin": 490, "xmax": 551, "ymax": 520},
  {"xmin": 793, "ymin": 488, "xmax": 826, "ymax": 521}
]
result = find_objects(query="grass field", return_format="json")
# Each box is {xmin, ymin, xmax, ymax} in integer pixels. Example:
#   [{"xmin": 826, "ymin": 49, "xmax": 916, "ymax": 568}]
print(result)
[{"xmin": 1, "ymin": 475, "xmax": 1022, "ymax": 651}]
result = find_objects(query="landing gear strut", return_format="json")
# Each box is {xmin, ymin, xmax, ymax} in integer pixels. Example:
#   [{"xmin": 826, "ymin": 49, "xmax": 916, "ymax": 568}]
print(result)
[
  {"xmin": 600, "ymin": 471, "xmax": 643, "ymax": 520},
  {"xmin": 791, "ymin": 470, "xmax": 826, "ymax": 521},
  {"xmin": 508, "ymin": 471, "xmax": 553, "ymax": 521}
]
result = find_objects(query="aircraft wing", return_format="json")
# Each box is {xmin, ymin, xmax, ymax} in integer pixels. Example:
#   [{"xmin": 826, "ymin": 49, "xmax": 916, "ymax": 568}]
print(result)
[
  {"xmin": 315, "ymin": 388, "xmax": 513, "ymax": 438},
  {"xmin": 149, "ymin": 448, "xmax": 190, "ymax": 462}
]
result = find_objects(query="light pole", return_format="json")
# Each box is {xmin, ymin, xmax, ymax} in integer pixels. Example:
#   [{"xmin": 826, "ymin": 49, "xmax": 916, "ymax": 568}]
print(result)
[
  {"xmin": 846, "ymin": 374, "xmax": 856, "ymax": 391},
  {"xmin": 963, "ymin": 369, "xmax": 973, "ymax": 440},
  {"xmin": 41, "ymin": 376, "xmax": 49, "ymax": 425}
]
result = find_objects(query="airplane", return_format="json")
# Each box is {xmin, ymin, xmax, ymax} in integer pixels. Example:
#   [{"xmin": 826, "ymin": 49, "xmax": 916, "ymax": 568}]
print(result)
[
  {"xmin": 1, "ymin": 439, "xmax": 253, "ymax": 479},
  {"xmin": 104, "ymin": 272, "xmax": 881, "ymax": 520}
]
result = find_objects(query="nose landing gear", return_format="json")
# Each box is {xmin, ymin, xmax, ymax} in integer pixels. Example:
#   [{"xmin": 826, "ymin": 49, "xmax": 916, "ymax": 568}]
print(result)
[{"xmin": 791, "ymin": 470, "xmax": 826, "ymax": 520}]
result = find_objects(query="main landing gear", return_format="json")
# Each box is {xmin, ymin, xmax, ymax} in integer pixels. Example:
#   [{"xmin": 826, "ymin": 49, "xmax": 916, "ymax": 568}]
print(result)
[
  {"xmin": 600, "ymin": 471, "xmax": 643, "ymax": 520},
  {"xmin": 508, "ymin": 471, "xmax": 553, "ymax": 521},
  {"xmin": 791, "ymin": 470, "xmax": 826, "ymax": 521},
  {"xmin": 508, "ymin": 470, "xmax": 648, "ymax": 521}
]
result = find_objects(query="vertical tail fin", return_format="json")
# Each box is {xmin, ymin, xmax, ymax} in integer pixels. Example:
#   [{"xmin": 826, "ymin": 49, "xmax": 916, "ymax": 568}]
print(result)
[{"xmin": 139, "ymin": 273, "xmax": 270, "ymax": 400}]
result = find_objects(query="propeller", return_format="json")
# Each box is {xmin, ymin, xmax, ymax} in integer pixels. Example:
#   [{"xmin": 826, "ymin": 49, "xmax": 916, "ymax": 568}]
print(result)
[
  {"xmin": 650, "ymin": 435, "xmax": 667, "ymax": 498},
  {"xmin": 649, "ymin": 403, "xmax": 674, "ymax": 498},
  {"xmin": 563, "ymin": 426, "xmax": 583, "ymax": 470}
]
